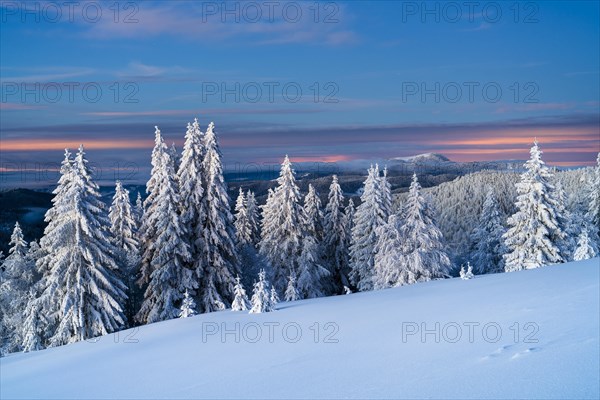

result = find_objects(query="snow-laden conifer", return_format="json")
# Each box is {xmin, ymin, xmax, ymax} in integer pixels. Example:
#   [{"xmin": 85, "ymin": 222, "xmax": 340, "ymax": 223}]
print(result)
[
  {"xmin": 259, "ymin": 156, "xmax": 303, "ymax": 294},
  {"xmin": 269, "ymin": 286, "xmax": 279, "ymax": 309},
  {"xmin": 284, "ymin": 274, "xmax": 299, "ymax": 301},
  {"xmin": 373, "ymin": 215, "xmax": 406, "ymax": 289},
  {"xmin": 137, "ymin": 128, "xmax": 192, "ymax": 324},
  {"xmin": 470, "ymin": 188, "xmax": 506, "ymax": 274},
  {"xmin": 460, "ymin": 263, "xmax": 474, "ymax": 280},
  {"xmin": 396, "ymin": 174, "xmax": 452, "ymax": 282},
  {"xmin": 109, "ymin": 181, "xmax": 138, "ymax": 253},
  {"xmin": 21, "ymin": 149, "xmax": 75, "ymax": 351},
  {"xmin": 246, "ymin": 191, "xmax": 261, "ymax": 246},
  {"xmin": 573, "ymin": 231, "xmax": 598, "ymax": 261},
  {"xmin": 45, "ymin": 145, "xmax": 127, "ymax": 346},
  {"xmin": 179, "ymin": 290, "xmax": 197, "ymax": 318},
  {"xmin": 249, "ymin": 269, "xmax": 271, "ymax": 313},
  {"xmin": 323, "ymin": 176, "xmax": 349, "ymax": 293},
  {"xmin": 0, "ymin": 222, "xmax": 33, "ymax": 354},
  {"xmin": 380, "ymin": 167, "xmax": 393, "ymax": 220},
  {"xmin": 503, "ymin": 140, "xmax": 565, "ymax": 271},
  {"xmin": 198, "ymin": 122, "xmax": 238, "ymax": 312},
  {"xmin": 176, "ymin": 118, "xmax": 206, "ymax": 288},
  {"xmin": 234, "ymin": 188, "xmax": 252, "ymax": 247},
  {"xmin": 587, "ymin": 153, "xmax": 600, "ymax": 236},
  {"xmin": 231, "ymin": 275, "xmax": 250, "ymax": 311},
  {"xmin": 349, "ymin": 165, "xmax": 386, "ymax": 291}
]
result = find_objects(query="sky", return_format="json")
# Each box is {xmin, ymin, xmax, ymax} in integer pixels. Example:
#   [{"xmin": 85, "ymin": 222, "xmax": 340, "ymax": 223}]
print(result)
[{"xmin": 1, "ymin": 1, "xmax": 599, "ymax": 186}]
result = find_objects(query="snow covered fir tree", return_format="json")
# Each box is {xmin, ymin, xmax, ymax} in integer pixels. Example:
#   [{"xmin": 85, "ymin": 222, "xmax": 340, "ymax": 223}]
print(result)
[
  {"xmin": 1, "ymin": 119, "xmax": 598, "ymax": 356},
  {"xmin": 503, "ymin": 140, "xmax": 565, "ymax": 271}
]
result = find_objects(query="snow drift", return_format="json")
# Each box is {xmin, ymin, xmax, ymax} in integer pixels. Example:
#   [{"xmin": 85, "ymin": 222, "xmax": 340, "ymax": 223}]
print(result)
[{"xmin": 1, "ymin": 258, "xmax": 599, "ymax": 399}]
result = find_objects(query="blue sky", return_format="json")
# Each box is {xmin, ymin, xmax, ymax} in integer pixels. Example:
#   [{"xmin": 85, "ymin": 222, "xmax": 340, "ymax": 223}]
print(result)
[{"xmin": 1, "ymin": 0, "xmax": 599, "ymax": 185}]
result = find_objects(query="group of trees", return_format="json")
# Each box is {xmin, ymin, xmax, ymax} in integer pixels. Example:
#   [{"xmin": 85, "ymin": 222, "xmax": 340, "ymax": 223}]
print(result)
[
  {"xmin": 1, "ymin": 126, "xmax": 599, "ymax": 356},
  {"xmin": 470, "ymin": 142, "xmax": 599, "ymax": 274}
]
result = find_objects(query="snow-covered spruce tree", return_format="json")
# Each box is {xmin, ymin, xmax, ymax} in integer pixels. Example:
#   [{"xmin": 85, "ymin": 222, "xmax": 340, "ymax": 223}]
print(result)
[
  {"xmin": 503, "ymin": 140, "xmax": 565, "ymax": 271},
  {"xmin": 134, "ymin": 192, "xmax": 144, "ymax": 227},
  {"xmin": 44, "ymin": 145, "xmax": 127, "ymax": 346},
  {"xmin": 396, "ymin": 173, "xmax": 452, "ymax": 283},
  {"xmin": 294, "ymin": 184, "xmax": 329, "ymax": 299},
  {"xmin": 21, "ymin": 149, "xmax": 75, "ymax": 351},
  {"xmin": 554, "ymin": 183, "xmax": 577, "ymax": 261},
  {"xmin": 587, "ymin": 153, "xmax": 600, "ymax": 236},
  {"xmin": 284, "ymin": 274, "xmax": 299, "ymax": 301},
  {"xmin": 0, "ymin": 222, "xmax": 34, "ymax": 354},
  {"xmin": 459, "ymin": 263, "xmax": 474, "ymax": 280},
  {"xmin": 109, "ymin": 180, "xmax": 140, "ymax": 326},
  {"xmin": 179, "ymin": 290, "xmax": 197, "ymax": 318},
  {"xmin": 297, "ymin": 234, "xmax": 330, "ymax": 299},
  {"xmin": 469, "ymin": 188, "xmax": 506, "ymax": 274},
  {"xmin": 373, "ymin": 214, "xmax": 406, "ymax": 289},
  {"xmin": 234, "ymin": 188, "xmax": 252, "ymax": 247},
  {"xmin": 169, "ymin": 142, "xmax": 180, "ymax": 172},
  {"xmin": 349, "ymin": 165, "xmax": 387, "ymax": 291},
  {"xmin": 249, "ymin": 269, "xmax": 271, "ymax": 314},
  {"xmin": 176, "ymin": 119, "xmax": 206, "ymax": 290},
  {"xmin": 198, "ymin": 122, "xmax": 238, "ymax": 312},
  {"xmin": 323, "ymin": 175, "xmax": 350, "ymax": 293},
  {"xmin": 270, "ymin": 286, "xmax": 279, "ymax": 309},
  {"xmin": 236, "ymin": 189, "xmax": 260, "ymax": 287},
  {"xmin": 573, "ymin": 231, "xmax": 598, "ymax": 261},
  {"xmin": 380, "ymin": 167, "xmax": 393, "ymax": 221},
  {"xmin": 110, "ymin": 181, "xmax": 138, "ymax": 253},
  {"xmin": 136, "ymin": 128, "xmax": 192, "ymax": 324},
  {"xmin": 246, "ymin": 191, "xmax": 261, "ymax": 246},
  {"xmin": 303, "ymin": 184, "xmax": 324, "ymax": 240},
  {"xmin": 231, "ymin": 275, "xmax": 250, "ymax": 311},
  {"xmin": 344, "ymin": 198, "xmax": 356, "ymax": 254},
  {"xmin": 259, "ymin": 155, "xmax": 304, "ymax": 294}
]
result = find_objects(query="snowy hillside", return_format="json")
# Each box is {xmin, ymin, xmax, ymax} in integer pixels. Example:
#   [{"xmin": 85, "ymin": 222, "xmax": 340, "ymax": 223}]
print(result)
[
  {"xmin": 390, "ymin": 152, "xmax": 451, "ymax": 163},
  {"xmin": 2, "ymin": 258, "xmax": 598, "ymax": 399}
]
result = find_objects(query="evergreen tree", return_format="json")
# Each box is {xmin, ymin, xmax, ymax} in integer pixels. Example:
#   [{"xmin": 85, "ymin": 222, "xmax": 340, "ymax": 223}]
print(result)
[
  {"xmin": 270, "ymin": 286, "xmax": 279, "ymax": 309},
  {"xmin": 231, "ymin": 276, "xmax": 250, "ymax": 311},
  {"xmin": 396, "ymin": 174, "xmax": 451, "ymax": 283},
  {"xmin": 587, "ymin": 153, "xmax": 600, "ymax": 236},
  {"xmin": 380, "ymin": 167, "xmax": 393, "ymax": 220},
  {"xmin": 303, "ymin": 184, "xmax": 324, "ymax": 240},
  {"xmin": 460, "ymin": 262, "xmax": 474, "ymax": 280},
  {"xmin": 249, "ymin": 269, "xmax": 271, "ymax": 314},
  {"xmin": 134, "ymin": 192, "xmax": 144, "ymax": 227},
  {"xmin": 22, "ymin": 149, "xmax": 76, "ymax": 350},
  {"xmin": 176, "ymin": 118, "xmax": 206, "ymax": 294},
  {"xmin": 109, "ymin": 181, "xmax": 140, "ymax": 326},
  {"xmin": 296, "ymin": 235, "xmax": 329, "ymax": 299},
  {"xmin": 234, "ymin": 188, "xmax": 252, "ymax": 247},
  {"xmin": 373, "ymin": 214, "xmax": 406, "ymax": 289},
  {"xmin": 323, "ymin": 176, "xmax": 350, "ymax": 293},
  {"xmin": 198, "ymin": 122, "xmax": 238, "ymax": 312},
  {"xmin": 349, "ymin": 165, "xmax": 386, "ymax": 291},
  {"xmin": 470, "ymin": 188, "xmax": 506, "ymax": 274},
  {"xmin": 137, "ymin": 128, "xmax": 192, "ymax": 324},
  {"xmin": 0, "ymin": 222, "xmax": 33, "ymax": 353},
  {"xmin": 573, "ymin": 231, "xmax": 598, "ymax": 261},
  {"xmin": 259, "ymin": 156, "xmax": 304, "ymax": 294},
  {"xmin": 169, "ymin": 142, "xmax": 180, "ymax": 172},
  {"xmin": 45, "ymin": 145, "xmax": 127, "ymax": 346},
  {"xmin": 109, "ymin": 181, "xmax": 138, "ymax": 253},
  {"xmin": 246, "ymin": 191, "xmax": 261, "ymax": 246},
  {"xmin": 503, "ymin": 140, "xmax": 565, "ymax": 271},
  {"xmin": 179, "ymin": 290, "xmax": 197, "ymax": 318},
  {"xmin": 284, "ymin": 274, "xmax": 299, "ymax": 302}
]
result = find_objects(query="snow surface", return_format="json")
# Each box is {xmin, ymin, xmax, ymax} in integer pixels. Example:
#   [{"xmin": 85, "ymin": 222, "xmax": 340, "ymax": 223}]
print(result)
[{"xmin": 2, "ymin": 258, "xmax": 599, "ymax": 399}]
